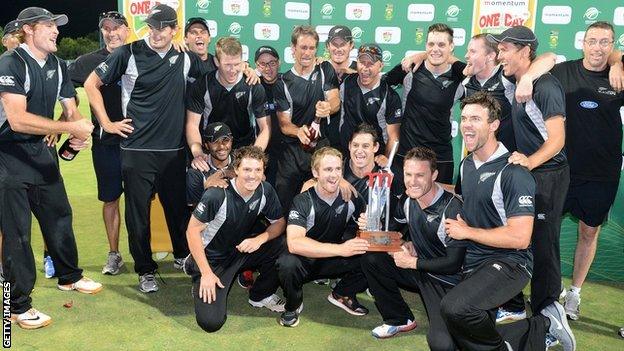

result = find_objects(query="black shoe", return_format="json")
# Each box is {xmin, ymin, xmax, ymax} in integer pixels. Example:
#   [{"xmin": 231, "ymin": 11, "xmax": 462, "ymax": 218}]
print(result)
[
  {"xmin": 279, "ymin": 311, "xmax": 299, "ymax": 327},
  {"xmin": 327, "ymin": 291, "xmax": 369, "ymax": 316}
]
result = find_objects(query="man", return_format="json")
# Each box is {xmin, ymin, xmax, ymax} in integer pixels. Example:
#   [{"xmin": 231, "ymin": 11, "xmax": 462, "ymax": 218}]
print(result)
[
  {"xmin": 184, "ymin": 17, "xmax": 216, "ymax": 73},
  {"xmin": 68, "ymin": 11, "xmax": 129, "ymax": 275},
  {"xmin": 254, "ymin": 45, "xmax": 282, "ymax": 187},
  {"xmin": 551, "ymin": 21, "xmax": 624, "ymax": 320},
  {"xmin": 0, "ymin": 7, "xmax": 103, "ymax": 330},
  {"xmin": 186, "ymin": 36, "xmax": 270, "ymax": 171},
  {"xmin": 85, "ymin": 4, "xmax": 203, "ymax": 292},
  {"xmin": 273, "ymin": 25, "xmax": 340, "ymax": 213},
  {"xmin": 360, "ymin": 146, "xmax": 464, "ymax": 349},
  {"xmin": 2, "ymin": 20, "xmax": 21, "ymax": 51},
  {"xmin": 339, "ymin": 44, "xmax": 401, "ymax": 160},
  {"xmin": 489, "ymin": 26, "xmax": 569, "ymax": 316},
  {"xmin": 441, "ymin": 91, "xmax": 575, "ymax": 351},
  {"xmin": 185, "ymin": 146, "xmax": 286, "ymax": 333},
  {"xmin": 276, "ymin": 147, "xmax": 369, "ymax": 327}
]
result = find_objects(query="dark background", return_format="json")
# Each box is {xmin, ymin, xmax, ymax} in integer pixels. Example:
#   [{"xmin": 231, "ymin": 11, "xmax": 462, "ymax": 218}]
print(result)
[{"xmin": 3, "ymin": 0, "xmax": 117, "ymax": 37}]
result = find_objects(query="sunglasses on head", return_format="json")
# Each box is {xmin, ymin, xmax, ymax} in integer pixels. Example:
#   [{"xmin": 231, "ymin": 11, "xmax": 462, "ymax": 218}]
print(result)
[
  {"xmin": 99, "ymin": 11, "xmax": 125, "ymax": 20},
  {"xmin": 359, "ymin": 45, "xmax": 381, "ymax": 55}
]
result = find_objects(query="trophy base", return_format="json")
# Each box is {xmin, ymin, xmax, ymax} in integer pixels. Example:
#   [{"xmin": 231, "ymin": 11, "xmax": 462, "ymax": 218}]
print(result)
[{"xmin": 357, "ymin": 230, "xmax": 403, "ymax": 252}]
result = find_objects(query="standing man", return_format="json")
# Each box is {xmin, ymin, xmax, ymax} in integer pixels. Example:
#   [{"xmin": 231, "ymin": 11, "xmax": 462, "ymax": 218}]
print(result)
[
  {"xmin": 85, "ymin": 4, "xmax": 202, "ymax": 293},
  {"xmin": 273, "ymin": 25, "xmax": 340, "ymax": 213},
  {"xmin": 551, "ymin": 21, "xmax": 624, "ymax": 320},
  {"xmin": 184, "ymin": 17, "xmax": 216, "ymax": 73},
  {"xmin": 186, "ymin": 36, "xmax": 270, "ymax": 169},
  {"xmin": 2, "ymin": 20, "xmax": 21, "ymax": 51},
  {"xmin": 442, "ymin": 91, "xmax": 575, "ymax": 351},
  {"xmin": 254, "ymin": 46, "xmax": 282, "ymax": 187},
  {"xmin": 276, "ymin": 147, "xmax": 369, "ymax": 328},
  {"xmin": 339, "ymin": 44, "xmax": 401, "ymax": 160},
  {"xmin": 68, "ymin": 11, "xmax": 129, "ymax": 275},
  {"xmin": 0, "ymin": 7, "xmax": 103, "ymax": 330},
  {"xmin": 185, "ymin": 146, "xmax": 286, "ymax": 333},
  {"xmin": 489, "ymin": 26, "xmax": 569, "ymax": 316}
]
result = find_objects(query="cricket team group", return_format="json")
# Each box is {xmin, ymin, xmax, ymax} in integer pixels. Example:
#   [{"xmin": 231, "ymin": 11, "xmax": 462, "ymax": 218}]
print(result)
[{"xmin": 0, "ymin": 3, "xmax": 622, "ymax": 350}]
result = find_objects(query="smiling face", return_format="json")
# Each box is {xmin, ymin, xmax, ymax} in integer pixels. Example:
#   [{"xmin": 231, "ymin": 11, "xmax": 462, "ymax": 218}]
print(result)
[
  {"xmin": 464, "ymin": 37, "xmax": 496, "ymax": 77},
  {"xmin": 206, "ymin": 136, "xmax": 232, "ymax": 163},
  {"xmin": 101, "ymin": 20, "xmax": 129, "ymax": 52},
  {"xmin": 460, "ymin": 103, "xmax": 499, "ymax": 155},
  {"xmin": 185, "ymin": 23, "xmax": 211, "ymax": 58},
  {"xmin": 403, "ymin": 159, "xmax": 437, "ymax": 200},
  {"xmin": 234, "ymin": 157, "xmax": 264, "ymax": 194},
  {"xmin": 582, "ymin": 27, "xmax": 614, "ymax": 71},
  {"xmin": 217, "ymin": 53, "xmax": 243, "ymax": 85},
  {"xmin": 425, "ymin": 31, "xmax": 454, "ymax": 67},
  {"xmin": 312, "ymin": 154, "xmax": 343, "ymax": 196},
  {"xmin": 24, "ymin": 20, "xmax": 59, "ymax": 55},
  {"xmin": 148, "ymin": 25, "xmax": 177, "ymax": 51},
  {"xmin": 356, "ymin": 55, "xmax": 383, "ymax": 88},
  {"xmin": 256, "ymin": 53, "xmax": 279, "ymax": 83},
  {"xmin": 292, "ymin": 34, "xmax": 318, "ymax": 70},
  {"xmin": 349, "ymin": 132, "xmax": 378, "ymax": 169},
  {"xmin": 497, "ymin": 41, "xmax": 529, "ymax": 77},
  {"xmin": 327, "ymin": 37, "xmax": 353, "ymax": 65}
]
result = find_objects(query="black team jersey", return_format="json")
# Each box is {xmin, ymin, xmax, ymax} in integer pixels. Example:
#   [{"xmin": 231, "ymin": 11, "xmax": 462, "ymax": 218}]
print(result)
[
  {"xmin": 326, "ymin": 60, "xmax": 359, "ymax": 148},
  {"xmin": 458, "ymin": 144, "xmax": 536, "ymax": 275},
  {"xmin": 199, "ymin": 53, "xmax": 217, "ymax": 74},
  {"xmin": 261, "ymin": 74, "xmax": 283, "ymax": 153},
  {"xmin": 192, "ymin": 179, "xmax": 282, "ymax": 259},
  {"xmin": 186, "ymin": 155, "xmax": 232, "ymax": 206},
  {"xmin": 511, "ymin": 73, "xmax": 567, "ymax": 169},
  {"xmin": 342, "ymin": 159, "xmax": 380, "ymax": 200},
  {"xmin": 551, "ymin": 59, "xmax": 624, "ymax": 182},
  {"xmin": 273, "ymin": 61, "xmax": 339, "ymax": 145},
  {"xmin": 339, "ymin": 73, "xmax": 402, "ymax": 153},
  {"xmin": 0, "ymin": 44, "xmax": 75, "ymax": 143},
  {"xmin": 393, "ymin": 187, "xmax": 465, "ymax": 285},
  {"xmin": 462, "ymin": 65, "xmax": 517, "ymax": 151},
  {"xmin": 288, "ymin": 186, "xmax": 365, "ymax": 243},
  {"xmin": 386, "ymin": 62, "xmax": 466, "ymax": 161},
  {"xmin": 95, "ymin": 38, "xmax": 204, "ymax": 151},
  {"xmin": 69, "ymin": 47, "xmax": 122, "ymax": 145},
  {"xmin": 186, "ymin": 70, "xmax": 267, "ymax": 149}
]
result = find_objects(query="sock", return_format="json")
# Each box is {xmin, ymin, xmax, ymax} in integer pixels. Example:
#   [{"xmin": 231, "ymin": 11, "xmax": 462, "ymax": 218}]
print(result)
[{"xmin": 570, "ymin": 285, "xmax": 581, "ymax": 295}]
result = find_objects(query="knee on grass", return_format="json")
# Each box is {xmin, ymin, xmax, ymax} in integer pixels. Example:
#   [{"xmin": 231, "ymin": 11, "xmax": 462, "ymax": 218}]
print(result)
[{"xmin": 196, "ymin": 315, "xmax": 226, "ymax": 333}]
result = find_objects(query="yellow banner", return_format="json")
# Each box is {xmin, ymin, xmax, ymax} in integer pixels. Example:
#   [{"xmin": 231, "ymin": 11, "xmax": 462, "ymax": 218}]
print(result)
[
  {"xmin": 123, "ymin": 0, "xmax": 185, "ymax": 42},
  {"xmin": 472, "ymin": 0, "xmax": 537, "ymax": 35}
]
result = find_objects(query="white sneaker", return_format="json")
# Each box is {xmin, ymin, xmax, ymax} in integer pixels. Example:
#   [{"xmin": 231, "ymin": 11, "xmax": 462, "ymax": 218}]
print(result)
[
  {"xmin": 11, "ymin": 308, "xmax": 52, "ymax": 329},
  {"xmin": 496, "ymin": 307, "xmax": 527, "ymax": 323},
  {"xmin": 58, "ymin": 277, "xmax": 103, "ymax": 294},
  {"xmin": 541, "ymin": 301, "xmax": 576, "ymax": 351},
  {"xmin": 563, "ymin": 290, "xmax": 580, "ymax": 321},
  {"xmin": 249, "ymin": 294, "xmax": 286, "ymax": 312},
  {"xmin": 371, "ymin": 319, "xmax": 418, "ymax": 339}
]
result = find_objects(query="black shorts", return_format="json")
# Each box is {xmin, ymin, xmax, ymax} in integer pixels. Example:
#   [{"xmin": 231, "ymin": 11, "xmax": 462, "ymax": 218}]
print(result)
[
  {"xmin": 564, "ymin": 178, "xmax": 619, "ymax": 227},
  {"xmin": 92, "ymin": 142, "xmax": 123, "ymax": 202}
]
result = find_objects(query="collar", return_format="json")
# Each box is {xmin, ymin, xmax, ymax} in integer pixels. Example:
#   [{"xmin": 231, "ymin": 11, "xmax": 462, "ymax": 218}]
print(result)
[
  {"xmin": 19, "ymin": 43, "xmax": 47, "ymax": 67},
  {"xmin": 474, "ymin": 142, "xmax": 508, "ymax": 169}
]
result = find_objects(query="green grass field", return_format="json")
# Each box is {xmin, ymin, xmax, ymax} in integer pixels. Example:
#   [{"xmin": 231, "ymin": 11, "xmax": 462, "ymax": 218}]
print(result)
[{"xmin": 9, "ymin": 89, "xmax": 624, "ymax": 350}]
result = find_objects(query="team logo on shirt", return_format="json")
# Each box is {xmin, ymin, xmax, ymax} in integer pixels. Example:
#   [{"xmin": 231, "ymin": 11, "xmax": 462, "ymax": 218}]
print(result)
[
  {"xmin": 579, "ymin": 101, "xmax": 598, "ymax": 109},
  {"xmin": 479, "ymin": 172, "xmax": 496, "ymax": 183},
  {"xmin": 97, "ymin": 62, "xmax": 109, "ymax": 74},
  {"xmin": 236, "ymin": 91, "xmax": 246, "ymax": 100},
  {"xmin": 169, "ymin": 55, "xmax": 179, "ymax": 67},
  {"xmin": 46, "ymin": 70, "xmax": 56, "ymax": 80},
  {"xmin": 310, "ymin": 72, "xmax": 318, "ymax": 82},
  {"xmin": 487, "ymin": 82, "xmax": 500, "ymax": 91},
  {"xmin": 196, "ymin": 202, "xmax": 205, "ymax": 214},
  {"xmin": 288, "ymin": 210, "xmax": 301, "ymax": 220},
  {"xmin": 394, "ymin": 109, "xmax": 401, "ymax": 117},
  {"xmin": 426, "ymin": 214, "xmax": 438, "ymax": 222},
  {"xmin": 248, "ymin": 199, "xmax": 260, "ymax": 212},
  {"xmin": 597, "ymin": 87, "xmax": 616, "ymax": 96},
  {"xmin": 335, "ymin": 204, "xmax": 345, "ymax": 215},
  {"xmin": 518, "ymin": 196, "xmax": 533, "ymax": 207},
  {"xmin": 366, "ymin": 97, "xmax": 380, "ymax": 105},
  {"xmin": 441, "ymin": 80, "xmax": 452, "ymax": 88},
  {"xmin": 0, "ymin": 76, "xmax": 15, "ymax": 86}
]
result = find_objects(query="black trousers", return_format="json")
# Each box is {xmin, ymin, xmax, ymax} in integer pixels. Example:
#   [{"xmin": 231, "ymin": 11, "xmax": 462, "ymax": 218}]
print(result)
[
  {"xmin": 441, "ymin": 258, "xmax": 547, "ymax": 351},
  {"xmin": 186, "ymin": 236, "xmax": 285, "ymax": 333},
  {"xmin": 361, "ymin": 252, "xmax": 456, "ymax": 351},
  {"xmin": 529, "ymin": 165, "xmax": 569, "ymax": 313},
  {"xmin": 0, "ymin": 142, "xmax": 82, "ymax": 314},
  {"xmin": 276, "ymin": 251, "xmax": 368, "ymax": 312},
  {"xmin": 121, "ymin": 149, "xmax": 190, "ymax": 275}
]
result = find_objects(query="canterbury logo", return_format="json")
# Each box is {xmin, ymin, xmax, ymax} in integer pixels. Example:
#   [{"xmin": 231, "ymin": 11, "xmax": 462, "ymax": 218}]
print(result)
[
  {"xmin": 0, "ymin": 76, "xmax": 15, "ymax": 86},
  {"xmin": 97, "ymin": 62, "xmax": 109, "ymax": 73},
  {"xmin": 518, "ymin": 196, "xmax": 533, "ymax": 207},
  {"xmin": 196, "ymin": 203, "xmax": 205, "ymax": 214},
  {"xmin": 288, "ymin": 210, "xmax": 300, "ymax": 220}
]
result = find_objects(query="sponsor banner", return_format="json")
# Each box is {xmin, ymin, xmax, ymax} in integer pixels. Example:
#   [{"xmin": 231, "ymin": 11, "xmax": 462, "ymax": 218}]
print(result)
[
  {"xmin": 241, "ymin": 44, "xmax": 249, "ymax": 61},
  {"xmin": 316, "ymin": 25, "xmax": 335, "ymax": 42},
  {"xmin": 285, "ymin": 2, "xmax": 310, "ymax": 20},
  {"xmin": 374, "ymin": 27, "xmax": 401, "ymax": 45},
  {"xmin": 283, "ymin": 47, "xmax": 295, "ymax": 64},
  {"xmin": 471, "ymin": 0, "xmax": 537, "ymax": 35},
  {"xmin": 541, "ymin": 5, "xmax": 572, "ymax": 25},
  {"xmin": 453, "ymin": 28, "xmax": 466, "ymax": 46},
  {"xmin": 407, "ymin": 4, "xmax": 435, "ymax": 22},
  {"xmin": 254, "ymin": 23, "xmax": 280, "ymax": 41},
  {"xmin": 123, "ymin": 0, "xmax": 185, "ymax": 42},
  {"xmin": 223, "ymin": 0, "xmax": 249, "ymax": 16},
  {"xmin": 345, "ymin": 3, "xmax": 372, "ymax": 21},
  {"xmin": 206, "ymin": 20, "xmax": 217, "ymax": 38},
  {"xmin": 615, "ymin": 7, "xmax": 624, "ymax": 26},
  {"xmin": 574, "ymin": 31, "xmax": 585, "ymax": 50}
]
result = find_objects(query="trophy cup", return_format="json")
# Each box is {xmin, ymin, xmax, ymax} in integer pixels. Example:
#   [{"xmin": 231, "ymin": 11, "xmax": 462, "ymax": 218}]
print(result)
[{"xmin": 357, "ymin": 142, "xmax": 403, "ymax": 252}]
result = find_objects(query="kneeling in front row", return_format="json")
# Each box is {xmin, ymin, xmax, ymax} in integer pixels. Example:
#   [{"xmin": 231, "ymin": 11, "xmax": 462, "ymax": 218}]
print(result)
[{"xmin": 185, "ymin": 146, "xmax": 286, "ymax": 333}]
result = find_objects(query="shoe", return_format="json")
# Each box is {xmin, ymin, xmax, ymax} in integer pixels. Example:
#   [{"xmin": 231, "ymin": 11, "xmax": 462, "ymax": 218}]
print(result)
[
  {"xmin": 313, "ymin": 278, "xmax": 331, "ymax": 285},
  {"xmin": 563, "ymin": 290, "xmax": 580, "ymax": 321},
  {"xmin": 173, "ymin": 257, "xmax": 186, "ymax": 270},
  {"xmin": 545, "ymin": 333, "xmax": 560, "ymax": 349},
  {"xmin": 496, "ymin": 307, "xmax": 527, "ymax": 323},
  {"xmin": 44, "ymin": 255, "xmax": 55, "ymax": 279},
  {"xmin": 237, "ymin": 270, "xmax": 255, "ymax": 289},
  {"xmin": 278, "ymin": 304, "xmax": 303, "ymax": 327},
  {"xmin": 371, "ymin": 319, "xmax": 418, "ymax": 339},
  {"xmin": 327, "ymin": 291, "xmax": 369, "ymax": 316},
  {"xmin": 138, "ymin": 273, "xmax": 158, "ymax": 293},
  {"xmin": 58, "ymin": 277, "xmax": 103, "ymax": 294},
  {"xmin": 10, "ymin": 308, "xmax": 52, "ymax": 329},
  {"xmin": 249, "ymin": 294, "xmax": 285, "ymax": 312},
  {"xmin": 102, "ymin": 252, "xmax": 124, "ymax": 275},
  {"xmin": 541, "ymin": 301, "xmax": 576, "ymax": 351}
]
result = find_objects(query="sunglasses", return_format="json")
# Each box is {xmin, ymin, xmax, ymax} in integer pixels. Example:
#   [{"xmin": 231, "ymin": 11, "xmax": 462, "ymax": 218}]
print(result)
[
  {"xmin": 99, "ymin": 11, "xmax": 127, "ymax": 25},
  {"xmin": 358, "ymin": 45, "xmax": 381, "ymax": 56}
]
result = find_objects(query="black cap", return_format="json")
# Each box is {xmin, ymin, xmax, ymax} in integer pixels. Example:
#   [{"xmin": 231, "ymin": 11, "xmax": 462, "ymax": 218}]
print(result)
[
  {"xmin": 144, "ymin": 4, "xmax": 177, "ymax": 30},
  {"xmin": 357, "ymin": 43, "xmax": 382, "ymax": 62},
  {"xmin": 487, "ymin": 26, "xmax": 538, "ymax": 49},
  {"xmin": 327, "ymin": 25, "xmax": 352, "ymax": 43},
  {"xmin": 98, "ymin": 11, "xmax": 128, "ymax": 28},
  {"xmin": 254, "ymin": 46, "xmax": 279, "ymax": 61},
  {"xmin": 203, "ymin": 122, "xmax": 233, "ymax": 143},
  {"xmin": 185, "ymin": 17, "xmax": 210, "ymax": 36},
  {"xmin": 17, "ymin": 7, "xmax": 68, "ymax": 27},
  {"xmin": 3, "ymin": 20, "xmax": 20, "ymax": 36}
]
